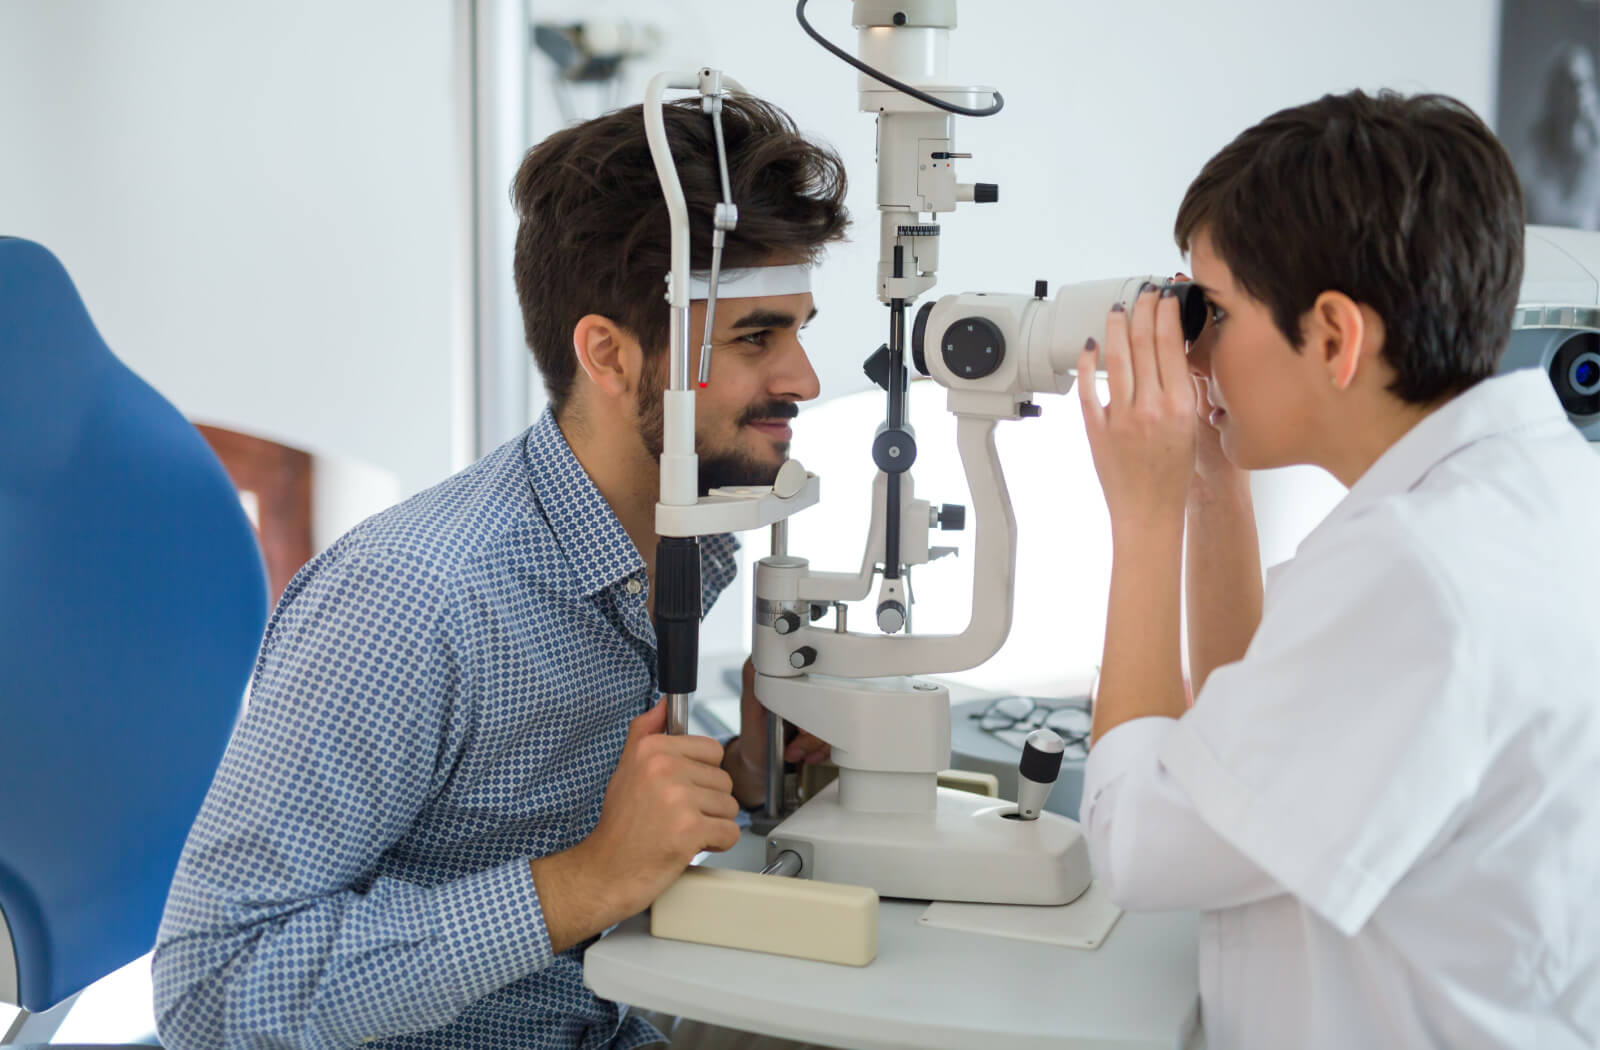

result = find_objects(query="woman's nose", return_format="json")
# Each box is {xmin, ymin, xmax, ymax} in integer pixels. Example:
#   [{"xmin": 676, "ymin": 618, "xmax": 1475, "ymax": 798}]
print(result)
[{"xmin": 1187, "ymin": 328, "xmax": 1215, "ymax": 377}]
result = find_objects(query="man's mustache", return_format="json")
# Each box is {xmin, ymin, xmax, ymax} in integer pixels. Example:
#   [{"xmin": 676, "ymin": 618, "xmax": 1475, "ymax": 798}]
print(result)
[{"xmin": 738, "ymin": 401, "xmax": 800, "ymax": 426}]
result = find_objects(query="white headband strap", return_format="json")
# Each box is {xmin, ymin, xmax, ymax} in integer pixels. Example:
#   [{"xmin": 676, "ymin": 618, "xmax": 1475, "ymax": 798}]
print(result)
[{"xmin": 689, "ymin": 263, "xmax": 812, "ymax": 300}]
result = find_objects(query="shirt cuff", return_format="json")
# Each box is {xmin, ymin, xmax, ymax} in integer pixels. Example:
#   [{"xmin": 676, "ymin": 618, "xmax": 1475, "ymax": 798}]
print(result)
[
  {"xmin": 1083, "ymin": 716, "xmax": 1177, "ymax": 819},
  {"xmin": 429, "ymin": 856, "xmax": 556, "ymax": 1009}
]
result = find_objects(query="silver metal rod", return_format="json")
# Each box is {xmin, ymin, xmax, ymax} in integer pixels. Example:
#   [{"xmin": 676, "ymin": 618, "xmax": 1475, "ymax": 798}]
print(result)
[
  {"xmin": 709, "ymin": 96, "xmax": 734, "ymax": 205},
  {"xmin": 764, "ymin": 709, "xmax": 785, "ymax": 823},
  {"xmin": 770, "ymin": 520, "xmax": 788, "ymax": 557},
  {"xmin": 697, "ymin": 229, "xmax": 726, "ymax": 387},
  {"xmin": 760, "ymin": 850, "xmax": 803, "ymax": 877},
  {"xmin": 670, "ymin": 304, "xmax": 691, "ymax": 390},
  {"xmin": 666, "ymin": 692, "xmax": 691, "ymax": 735}
]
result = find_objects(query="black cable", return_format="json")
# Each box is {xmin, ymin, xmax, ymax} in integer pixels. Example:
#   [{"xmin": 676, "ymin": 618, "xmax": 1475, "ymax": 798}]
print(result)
[{"xmin": 794, "ymin": 0, "xmax": 1004, "ymax": 118}]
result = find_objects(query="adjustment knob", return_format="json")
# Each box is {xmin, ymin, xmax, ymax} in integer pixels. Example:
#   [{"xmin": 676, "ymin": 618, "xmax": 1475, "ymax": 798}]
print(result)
[
  {"xmin": 936, "ymin": 503, "xmax": 966, "ymax": 531},
  {"xmin": 862, "ymin": 343, "xmax": 894, "ymax": 393},
  {"xmin": 872, "ymin": 428, "xmax": 917, "ymax": 473},
  {"xmin": 911, "ymin": 301, "xmax": 936, "ymax": 377},
  {"xmin": 789, "ymin": 646, "xmax": 818, "ymax": 669},
  {"xmin": 1016, "ymin": 728, "xmax": 1066, "ymax": 820},
  {"xmin": 876, "ymin": 601, "xmax": 906, "ymax": 634},
  {"xmin": 941, "ymin": 317, "xmax": 1006, "ymax": 381},
  {"xmin": 774, "ymin": 610, "xmax": 801, "ymax": 635},
  {"xmin": 974, "ymin": 183, "xmax": 999, "ymax": 203}
]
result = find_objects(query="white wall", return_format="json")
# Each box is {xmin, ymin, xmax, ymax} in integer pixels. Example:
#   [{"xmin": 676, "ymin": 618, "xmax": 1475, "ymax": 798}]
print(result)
[
  {"xmin": 527, "ymin": 0, "xmax": 1499, "ymax": 687},
  {"xmin": 0, "ymin": 0, "xmax": 477, "ymax": 500}
]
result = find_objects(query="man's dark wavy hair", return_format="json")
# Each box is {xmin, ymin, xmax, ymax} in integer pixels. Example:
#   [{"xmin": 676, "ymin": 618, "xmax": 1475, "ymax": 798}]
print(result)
[{"xmin": 511, "ymin": 97, "xmax": 850, "ymax": 414}]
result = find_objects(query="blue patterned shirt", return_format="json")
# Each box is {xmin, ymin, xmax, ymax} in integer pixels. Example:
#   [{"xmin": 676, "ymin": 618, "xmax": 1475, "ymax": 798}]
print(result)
[{"xmin": 153, "ymin": 408, "xmax": 739, "ymax": 1050}]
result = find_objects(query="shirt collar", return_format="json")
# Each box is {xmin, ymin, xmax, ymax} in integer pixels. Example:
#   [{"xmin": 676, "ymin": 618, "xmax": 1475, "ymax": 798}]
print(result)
[
  {"xmin": 523, "ymin": 407, "xmax": 741, "ymax": 603},
  {"xmin": 1311, "ymin": 368, "xmax": 1569, "ymax": 540}
]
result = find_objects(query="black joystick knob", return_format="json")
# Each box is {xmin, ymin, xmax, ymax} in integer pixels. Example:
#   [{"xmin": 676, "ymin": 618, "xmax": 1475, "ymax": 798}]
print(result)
[{"xmin": 1016, "ymin": 728, "xmax": 1066, "ymax": 820}]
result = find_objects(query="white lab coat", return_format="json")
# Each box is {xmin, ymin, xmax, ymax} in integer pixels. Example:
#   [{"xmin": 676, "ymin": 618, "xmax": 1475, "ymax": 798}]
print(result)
[{"xmin": 1083, "ymin": 369, "xmax": 1600, "ymax": 1050}]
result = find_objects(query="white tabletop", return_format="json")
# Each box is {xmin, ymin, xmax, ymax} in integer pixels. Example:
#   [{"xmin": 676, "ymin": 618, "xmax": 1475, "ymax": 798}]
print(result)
[{"xmin": 584, "ymin": 834, "xmax": 1203, "ymax": 1050}]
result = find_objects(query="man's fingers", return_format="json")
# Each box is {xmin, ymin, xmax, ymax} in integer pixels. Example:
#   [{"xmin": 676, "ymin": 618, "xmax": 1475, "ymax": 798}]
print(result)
[
  {"xmin": 693, "ymin": 786, "xmax": 741, "ymax": 821},
  {"xmin": 681, "ymin": 755, "xmax": 736, "ymax": 794},
  {"xmin": 701, "ymin": 816, "xmax": 743, "ymax": 854},
  {"xmin": 630, "ymin": 698, "xmax": 668, "ymax": 739},
  {"xmin": 785, "ymin": 732, "xmax": 830, "ymax": 763},
  {"xmin": 661, "ymin": 733, "xmax": 727, "ymax": 768}
]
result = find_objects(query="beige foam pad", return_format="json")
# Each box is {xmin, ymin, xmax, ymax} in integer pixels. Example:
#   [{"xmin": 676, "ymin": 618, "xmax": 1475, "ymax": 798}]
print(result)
[{"xmin": 650, "ymin": 866, "xmax": 879, "ymax": 967}]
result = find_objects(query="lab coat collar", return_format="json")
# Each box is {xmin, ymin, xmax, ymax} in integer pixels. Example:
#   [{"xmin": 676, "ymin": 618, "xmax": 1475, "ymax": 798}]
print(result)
[{"xmin": 1308, "ymin": 368, "xmax": 1568, "ymax": 543}]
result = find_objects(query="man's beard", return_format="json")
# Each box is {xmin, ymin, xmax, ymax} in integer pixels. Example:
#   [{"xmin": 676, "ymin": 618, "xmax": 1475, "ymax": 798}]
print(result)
[{"xmin": 636, "ymin": 361, "xmax": 799, "ymax": 495}]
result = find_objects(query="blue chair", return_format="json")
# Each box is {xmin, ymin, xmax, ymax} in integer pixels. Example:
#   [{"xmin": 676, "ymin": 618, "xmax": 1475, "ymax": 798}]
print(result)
[{"xmin": 0, "ymin": 238, "xmax": 269, "ymax": 1045}]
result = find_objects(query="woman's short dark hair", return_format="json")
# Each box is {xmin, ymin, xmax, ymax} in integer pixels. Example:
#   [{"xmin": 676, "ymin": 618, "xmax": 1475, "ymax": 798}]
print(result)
[
  {"xmin": 1175, "ymin": 90, "xmax": 1525, "ymax": 404},
  {"xmin": 511, "ymin": 96, "xmax": 849, "ymax": 414}
]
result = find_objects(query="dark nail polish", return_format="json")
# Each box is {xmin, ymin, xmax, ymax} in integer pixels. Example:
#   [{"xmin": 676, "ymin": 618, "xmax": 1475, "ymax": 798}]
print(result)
[
  {"xmin": 1160, "ymin": 283, "xmax": 1176, "ymax": 298},
  {"xmin": 1084, "ymin": 337, "xmax": 1097, "ymax": 351},
  {"xmin": 1110, "ymin": 302, "xmax": 1126, "ymax": 313},
  {"xmin": 1139, "ymin": 281, "xmax": 1157, "ymax": 294}
]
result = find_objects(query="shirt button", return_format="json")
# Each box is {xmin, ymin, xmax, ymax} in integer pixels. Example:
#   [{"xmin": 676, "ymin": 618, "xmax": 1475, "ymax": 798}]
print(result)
[{"xmin": 625, "ymin": 578, "xmax": 643, "ymax": 595}]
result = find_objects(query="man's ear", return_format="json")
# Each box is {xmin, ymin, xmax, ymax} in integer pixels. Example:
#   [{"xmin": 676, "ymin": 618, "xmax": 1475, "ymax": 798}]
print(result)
[
  {"xmin": 1306, "ymin": 291, "xmax": 1378, "ymax": 392},
  {"xmin": 572, "ymin": 314, "xmax": 645, "ymax": 401}
]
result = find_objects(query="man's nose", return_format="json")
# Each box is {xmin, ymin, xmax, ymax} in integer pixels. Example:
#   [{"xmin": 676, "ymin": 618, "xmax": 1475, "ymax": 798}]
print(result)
[{"xmin": 773, "ymin": 333, "xmax": 822, "ymax": 402}]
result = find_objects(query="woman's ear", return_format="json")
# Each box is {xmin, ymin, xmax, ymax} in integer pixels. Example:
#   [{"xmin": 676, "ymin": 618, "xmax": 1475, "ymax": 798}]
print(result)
[
  {"xmin": 572, "ymin": 314, "xmax": 645, "ymax": 401},
  {"xmin": 1307, "ymin": 291, "xmax": 1371, "ymax": 392}
]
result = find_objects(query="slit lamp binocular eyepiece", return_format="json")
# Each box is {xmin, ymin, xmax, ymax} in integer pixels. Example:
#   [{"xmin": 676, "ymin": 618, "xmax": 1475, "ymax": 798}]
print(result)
[{"xmin": 910, "ymin": 276, "xmax": 1210, "ymax": 397}]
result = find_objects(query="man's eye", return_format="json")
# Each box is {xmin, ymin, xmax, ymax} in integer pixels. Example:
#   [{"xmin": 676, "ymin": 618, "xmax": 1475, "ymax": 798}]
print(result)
[{"xmin": 737, "ymin": 331, "xmax": 770, "ymax": 347}]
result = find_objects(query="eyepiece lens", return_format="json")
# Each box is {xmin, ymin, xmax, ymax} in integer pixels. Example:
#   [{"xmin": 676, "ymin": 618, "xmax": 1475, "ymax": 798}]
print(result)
[
  {"xmin": 1170, "ymin": 282, "xmax": 1207, "ymax": 342},
  {"xmin": 1576, "ymin": 358, "xmax": 1599, "ymax": 389}
]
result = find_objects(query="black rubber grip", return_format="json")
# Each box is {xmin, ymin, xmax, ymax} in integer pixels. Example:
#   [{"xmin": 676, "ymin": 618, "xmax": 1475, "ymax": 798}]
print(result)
[
  {"xmin": 1019, "ymin": 740, "xmax": 1064, "ymax": 785},
  {"xmin": 654, "ymin": 536, "xmax": 701, "ymax": 694}
]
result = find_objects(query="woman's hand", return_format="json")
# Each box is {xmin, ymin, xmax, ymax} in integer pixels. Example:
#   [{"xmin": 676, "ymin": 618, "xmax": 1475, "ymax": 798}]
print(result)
[{"xmin": 1078, "ymin": 281, "xmax": 1198, "ymax": 534}]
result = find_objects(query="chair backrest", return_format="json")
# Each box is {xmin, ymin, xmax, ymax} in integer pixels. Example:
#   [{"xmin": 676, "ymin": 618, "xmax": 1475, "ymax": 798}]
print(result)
[{"xmin": 0, "ymin": 237, "xmax": 269, "ymax": 1012}]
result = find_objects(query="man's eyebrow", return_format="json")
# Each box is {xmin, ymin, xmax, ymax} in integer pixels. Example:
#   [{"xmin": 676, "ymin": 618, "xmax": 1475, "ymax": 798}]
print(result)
[{"xmin": 728, "ymin": 306, "xmax": 820, "ymax": 329}]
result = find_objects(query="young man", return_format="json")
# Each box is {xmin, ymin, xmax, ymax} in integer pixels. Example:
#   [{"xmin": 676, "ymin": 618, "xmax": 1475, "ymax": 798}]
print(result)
[
  {"xmin": 153, "ymin": 96, "xmax": 845, "ymax": 1050},
  {"xmin": 1076, "ymin": 91, "xmax": 1600, "ymax": 1049}
]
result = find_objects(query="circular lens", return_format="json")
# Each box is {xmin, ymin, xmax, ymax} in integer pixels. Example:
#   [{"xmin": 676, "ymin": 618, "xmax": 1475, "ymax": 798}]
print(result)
[
  {"xmin": 1549, "ymin": 332, "xmax": 1600, "ymax": 417},
  {"xmin": 1572, "ymin": 353, "xmax": 1600, "ymax": 395}
]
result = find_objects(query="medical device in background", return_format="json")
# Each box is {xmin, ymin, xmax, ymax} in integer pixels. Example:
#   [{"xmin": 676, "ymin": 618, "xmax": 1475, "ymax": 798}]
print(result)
[
  {"xmin": 533, "ymin": 19, "xmax": 661, "ymax": 124},
  {"xmin": 1505, "ymin": 225, "xmax": 1600, "ymax": 447}
]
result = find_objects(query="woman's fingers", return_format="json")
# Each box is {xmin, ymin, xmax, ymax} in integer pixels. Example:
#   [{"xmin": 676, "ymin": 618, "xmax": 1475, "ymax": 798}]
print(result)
[
  {"xmin": 1078, "ymin": 337, "xmax": 1104, "ymax": 435},
  {"xmin": 1154, "ymin": 284, "xmax": 1191, "ymax": 403},
  {"xmin": 1102, "ymin": 301, "xmax": 1134, "ymax": 409},
  {"xmin": 1127, "ymin": 282, "xmax": 1163, "ymax": 404}
]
